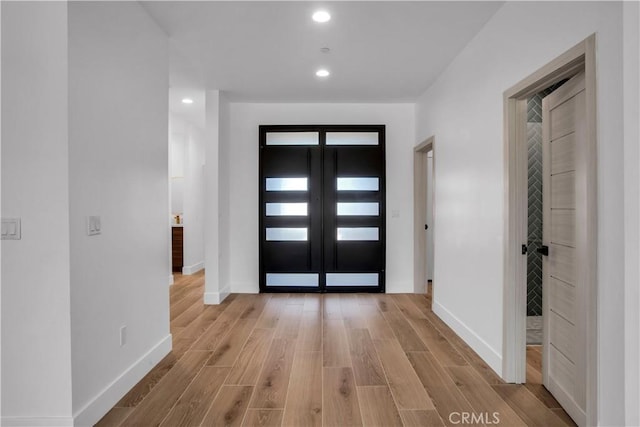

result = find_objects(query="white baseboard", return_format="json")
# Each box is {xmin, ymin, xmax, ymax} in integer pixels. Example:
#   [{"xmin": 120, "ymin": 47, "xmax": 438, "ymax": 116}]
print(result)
[
  {"xmin": 231, "ymin": 282, "xmax": 258, "ymax": 293},
  {"xmin": 72, "ymin": 334, "xmax": 172, "ymax": 427},
  {"xmin": 204, "ymin": 286, "xmax": 230, "ymax": 304},
  {"xmin": 182, "ymin": 261, "xmax": 204, "ymax": 275},
  {"xmin": 385, "ymin": 280, "xmax": 414, "ymax": 293},
  {"xmin": 168, "ymin": 274, "xmax": 174, "ymax": 286},
  {"xmin": 432, "ymin": 300, "xmax": 503, "ymax": 376},
  {"xmin": 1, "ymin": 417, "xmax": 74, "ymax": 427}
]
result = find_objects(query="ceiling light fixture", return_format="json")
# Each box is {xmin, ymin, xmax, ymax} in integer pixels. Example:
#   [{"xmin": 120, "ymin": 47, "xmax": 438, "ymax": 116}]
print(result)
[
  {"xmin": 312, "ymin": 10, "xmax": 331, "ymax": 23},
  {"xmin": 181, "ymin": 98, "xmax": 194, "ymax": 104},
  {"xmin": 316, "ymin": 69, "xmax": 330, "ymax": 77}
]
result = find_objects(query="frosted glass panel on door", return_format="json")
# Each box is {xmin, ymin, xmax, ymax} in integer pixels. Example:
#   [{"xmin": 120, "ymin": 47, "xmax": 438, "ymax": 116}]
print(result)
[
  {"xmin": 266, "ymin": 203, "xmax": 308, "ymax": 216},
  {"xmin": 266, "ymin": 132, "xmax": 319, "ymax": 146},
  {"xmin": 337, "ymin": 227, "xmax": 379, "ymax": 241},
  {"xmin": 337, "ymin": 202, "xmax": 379, "ymax": 216},
  {"xmin": 266, "ymin": 228, "xmax": 308, "ymax": 241},
  {"xmin": 326, "ymin": 273, "xmax": 378, "ymax": 287},
  {"xmin": 337, "ymin": 177, "xmax": 379, "ymax": 191},
  {"xmin": 266, "ymin": 273, "xmax": 318, "ymax": 287},
  {"xmin": 266, "ymin": 177, "xmax": 308, "ymax": 191},
  {"xmin": 326, "ymin": 132, "xmax": 379, "ymax": 145}
]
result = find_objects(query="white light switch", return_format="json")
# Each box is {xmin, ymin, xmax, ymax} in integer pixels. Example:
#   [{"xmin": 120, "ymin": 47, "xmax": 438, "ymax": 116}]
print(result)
[
  {"xmin": 87, "ymin": 216, "xmax": 101, "ymax": 236},
  {"xmin": 1, "ymin": 218, "xmax": 21, "ymax": 240}
]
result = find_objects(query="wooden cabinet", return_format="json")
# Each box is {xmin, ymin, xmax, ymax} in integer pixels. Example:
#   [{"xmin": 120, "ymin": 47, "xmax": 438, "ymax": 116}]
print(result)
[{"xmin": 172, "ymin": 227, "xmax": 183, "ymax": 272}]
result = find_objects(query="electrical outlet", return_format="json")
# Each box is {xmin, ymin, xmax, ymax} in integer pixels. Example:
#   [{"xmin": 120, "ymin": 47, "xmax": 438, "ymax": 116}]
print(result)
[{"xmin": 120, "ymin": 325, "xmax": 127, "ymax": 347}]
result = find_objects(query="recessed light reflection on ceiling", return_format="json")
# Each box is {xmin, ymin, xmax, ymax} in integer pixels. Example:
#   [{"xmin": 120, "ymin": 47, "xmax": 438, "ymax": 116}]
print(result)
[
  {"xmin": 312, "ymin": 10, "xmax": 331, "ymax": 23},
  {"xmin": 181, "ymin": 98, "xmax": 194, "ymax": 104},
  {"xmin": 316, "ymin": 69, "xmax": 330, "ymax": 78}
]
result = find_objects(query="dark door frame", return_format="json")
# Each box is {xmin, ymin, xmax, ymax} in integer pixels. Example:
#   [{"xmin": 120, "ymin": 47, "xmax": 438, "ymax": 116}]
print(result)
[{"xmin": 259, "ymin": 124, "xmax": 386, "ymax": 293}]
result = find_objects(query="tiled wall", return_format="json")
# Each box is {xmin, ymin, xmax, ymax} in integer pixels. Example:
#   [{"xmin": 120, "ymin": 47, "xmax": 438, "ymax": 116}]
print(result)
[{"xmin": 526, "ymin": 81, "xmax": 567, "ymax": 316}]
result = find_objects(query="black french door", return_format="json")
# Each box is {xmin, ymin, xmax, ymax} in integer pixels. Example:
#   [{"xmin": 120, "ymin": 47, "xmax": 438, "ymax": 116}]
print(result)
[{"xmin": 259, "ymin": 125, "xmax": 385, "ymax": 293}]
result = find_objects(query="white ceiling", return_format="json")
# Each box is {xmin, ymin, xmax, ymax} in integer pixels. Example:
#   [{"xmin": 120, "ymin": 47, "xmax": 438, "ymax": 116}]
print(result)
[{"xmin": 142, "ymin": 1, "xmax": 503, "ymax": 113}]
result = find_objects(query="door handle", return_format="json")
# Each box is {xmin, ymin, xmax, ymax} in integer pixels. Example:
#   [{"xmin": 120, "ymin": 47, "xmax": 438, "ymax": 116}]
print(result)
[
  {"xmin": 424, "ymin": 224, "xmax": 429, "ymax": 230},
  {"xmin": 537, "ymin": 245, "xmax": 549, "ymax": 256}
]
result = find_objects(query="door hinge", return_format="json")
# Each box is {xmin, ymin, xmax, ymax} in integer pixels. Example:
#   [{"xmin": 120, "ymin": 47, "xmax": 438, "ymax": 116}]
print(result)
[{"xmin": 521, "ymin": 244, "xmax": 528, "ymax": 255}]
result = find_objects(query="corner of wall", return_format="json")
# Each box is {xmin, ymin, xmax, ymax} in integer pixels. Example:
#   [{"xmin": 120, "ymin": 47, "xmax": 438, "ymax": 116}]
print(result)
[
  {"xmin": 204, "ymin": 287, "xmax": 230, "ymax": 305},
  {"xmin": 432, "ymin": 300, "xmax": 503, "ymax": 376},
  {"xmin": 71, "ymin": 335, "xmax": 172, "ymax": 427}
]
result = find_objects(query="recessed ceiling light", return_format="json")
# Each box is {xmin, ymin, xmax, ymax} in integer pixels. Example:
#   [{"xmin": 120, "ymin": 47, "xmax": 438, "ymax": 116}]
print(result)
[
  {"xmin": 312, "ymin": 10, "xmax": 331, "ymax": 23},
  {"xmin": 320, "ymin": 47, "xmax": 331, "ymax": 54},
  {"xmin": 181, "ymin": 98, "xmax": 194, "ymax": 104},
  {"xmin": 316, "ymin": 69, "xmax": 330, "ymax": 77}
]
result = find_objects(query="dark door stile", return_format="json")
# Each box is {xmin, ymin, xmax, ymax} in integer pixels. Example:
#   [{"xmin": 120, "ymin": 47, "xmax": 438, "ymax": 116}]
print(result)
[{"xmin": 259, "ymin": 125, "xmax": 386, "ymax": 293}]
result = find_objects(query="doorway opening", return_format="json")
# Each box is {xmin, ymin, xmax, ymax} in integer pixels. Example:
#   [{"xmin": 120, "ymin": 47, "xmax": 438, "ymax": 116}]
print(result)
[
  {"xmin": 525, "ymin": 79, "xmax": 568, "ymax": 347},
  {"xmin": 413, "ymin": 136, "xmax": 435, "ymax": 294},
  {"xmin": 259, "ymin": 125, "xmax": 386, "ymax": 293},
  {"xmin": 503, "ymin": 35, "xmax": 597, "ymax": 427}
]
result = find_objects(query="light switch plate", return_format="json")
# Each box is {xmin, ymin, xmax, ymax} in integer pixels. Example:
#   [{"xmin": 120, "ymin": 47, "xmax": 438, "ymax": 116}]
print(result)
[
  {"xmin": 1, "ymin": 218, "xmax": 21, "ymax": 240},
  {"xmin": 87, "ymin": 216, "xmax": 101, "ymax": 236}
]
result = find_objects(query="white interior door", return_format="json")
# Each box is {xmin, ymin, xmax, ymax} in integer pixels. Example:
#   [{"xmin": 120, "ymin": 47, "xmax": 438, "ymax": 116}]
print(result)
[{"xmin": 541, "ymin": 71, "xmax": 587, "ymax": 426}]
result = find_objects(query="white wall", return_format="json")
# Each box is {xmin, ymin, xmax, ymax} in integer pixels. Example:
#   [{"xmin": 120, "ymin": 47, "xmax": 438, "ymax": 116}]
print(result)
[
  {"xmin": 219, "ymin": 93, "xmax": 232, "ymax": 290},
  {"xmin": 1, "ymin": 2, "xmax": 74, "ymax": 423},
  {"xmin": 623, "ymin": 2, "xmax": 640, "ymax": 425},
  {"xmin": 170, "ymin": 112, "xmax": 206, "ymax": 274},
  {"xmin": 414, "ymin": 2, "xmax": 629, "ymax": 424},
  {"xmin": 227, "ymin": 103, "xmax": 415, "ymax": 294},
  {"xmin": 68, "ymin": 2, "xmax": 171, "ymax": 424},
  {"xmin": 170, "ymin": 117, "xmax": 185, "ymax": 215},
  {"xmin": 1, "ymin": 2, "xmax": 4, "ymax": 420},
  {"xmin": 183, "ymin": 122, "xmax": 206, "ymax": 273},
  {"xmin": 204, "ymin": 90, "xmax": 224, "ymax": 303}
]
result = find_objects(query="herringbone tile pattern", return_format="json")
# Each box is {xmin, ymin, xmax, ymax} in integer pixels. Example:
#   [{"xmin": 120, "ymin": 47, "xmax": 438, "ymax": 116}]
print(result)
[
  {"xmin": 526, "ymin": 122, "xmax": 543, "ymax": 316},
  {"xmin": 525, "ymin": 79, "xmax": 568, "ymax": 316}
]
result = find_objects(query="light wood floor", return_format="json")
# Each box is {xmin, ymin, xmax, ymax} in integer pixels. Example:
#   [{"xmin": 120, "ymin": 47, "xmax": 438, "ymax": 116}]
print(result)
[{"xmin": 96, "ymin": 273, "xmax": 576, "ymax": 427}]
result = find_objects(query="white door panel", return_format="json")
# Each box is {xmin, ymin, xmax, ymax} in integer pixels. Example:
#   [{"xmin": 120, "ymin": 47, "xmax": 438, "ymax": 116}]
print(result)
[{"xmin": 542, "ymin": 71, "xmax": 587, "ymax": 426}]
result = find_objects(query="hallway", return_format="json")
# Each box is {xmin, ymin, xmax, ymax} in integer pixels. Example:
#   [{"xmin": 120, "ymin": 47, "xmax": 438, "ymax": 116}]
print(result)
[{"xmin": 97, "ymin": 274, "xmax": 574, "ymax": 426}]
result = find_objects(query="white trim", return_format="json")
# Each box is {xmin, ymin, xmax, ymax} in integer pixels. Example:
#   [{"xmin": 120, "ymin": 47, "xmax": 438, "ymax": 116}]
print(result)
[
  {"xmin": 433, "ymin": 301, "xmax": 503, "ymax": 376},
  {"xmin": 413, "ymin": 136, "xmax": 435, "ymax": 295},
  {"xmin": 72, "ymin": 335, "xmax": 172, "ymax": 427},
  {"xmin": 168, "ymin": 274, "xmax": 174, "ymax": 286},
  {"xmin": 182, "ymin": 261, "xmax": 204, "ymax": 275},
  {"xmin": 230, "ymin": 282, "xmax": 259, "ymax": 294},
  {"xmin": 1, "ymin": 417, "xmax": 74, "ymax": 427},
  {"xmin": 204, "ymin": 286, "xmax": 230, "ymax": 305}
]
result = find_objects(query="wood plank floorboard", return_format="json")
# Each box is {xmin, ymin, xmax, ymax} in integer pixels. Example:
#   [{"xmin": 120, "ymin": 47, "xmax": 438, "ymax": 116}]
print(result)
[
  {"xmin": 373, "ymin": 338, "xmax": 434, "ymax": 410},
  {"xmin": 346, "ymin": 328, "xmax": 386, "ymax": 386},
  {"xmin": 95, "ymin": 408, "xmax": 133, "ymax": 427},
  {"xmin": 248, "ymin": 338, "xmax": 297, "ymax": 409},
  {"xmin": 406, "ymin": 351, "xmax": 480, "ymax": 427},
  {"xmin": 357, "ymin": 386, "xmax": 404, "ymax": 427},
  {"xmin": 119, "ymin": 350, "xmax": 212, "ymax": 426},
  {"xmin": 201, "ymin": 385, "xmax": 254, "ymax": 426},
  {"xmin": 399, "ymin": 409, "xmax": 445, "ymax": 427},
  {"xmin": 282, "ymin": 351, "xmax": 323, "ymax": 427},
  {"xmin": 242, "ymin": 409, "xmax": 284, "ymax": 427},
  {"xmin": 159, "ymin": 366, "xmax": 229, "ymax": 427},
  {"xmin": 322, "ymin": 367, "xmax": 363, "ymax": 427},
  {"xmin": 97, "ymin": 275, "xmax": 575, "ymax": 427},
  {"xmin": 226, "ymin": 328, "xmax": 276, "ymax": 386}
]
